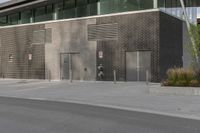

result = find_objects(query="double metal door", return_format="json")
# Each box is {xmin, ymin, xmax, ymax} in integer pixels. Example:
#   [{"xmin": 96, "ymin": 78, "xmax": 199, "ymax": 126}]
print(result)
[
  {"xmin": 126, "ymin": 51, "xmax": 151, "ymax": 81},
  {"xmin": 60, "ymin": 53, "xmax": 80, "ymax": 80}
]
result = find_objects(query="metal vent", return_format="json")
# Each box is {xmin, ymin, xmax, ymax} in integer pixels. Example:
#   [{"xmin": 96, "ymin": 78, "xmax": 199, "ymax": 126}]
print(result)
[
  {"xmin": 88, "ymin": 23, "xmax": 118, "ymax": 41},
  {"xmin": 45, "ymin": 28, "xmax": 52, "ymax": 44},
  {"xmin": 32, "ymin": 30, "xmax": 45, "ymax": 44}
]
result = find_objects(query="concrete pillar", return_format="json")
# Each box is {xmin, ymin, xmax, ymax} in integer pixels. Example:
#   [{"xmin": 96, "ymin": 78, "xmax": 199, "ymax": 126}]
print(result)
[{"xmin": 153, "ymin": 0, "xmax": 158, "ymax": 9}]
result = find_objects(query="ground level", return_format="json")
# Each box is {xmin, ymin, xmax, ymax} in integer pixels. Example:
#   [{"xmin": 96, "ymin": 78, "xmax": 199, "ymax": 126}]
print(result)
[
  {"xmin": 0, "ymin": 96, "xmax": 200, "ymax": 133},
  {"xmin": 0, "ymin": 79, "xmax": 200, "ymax": 120}
]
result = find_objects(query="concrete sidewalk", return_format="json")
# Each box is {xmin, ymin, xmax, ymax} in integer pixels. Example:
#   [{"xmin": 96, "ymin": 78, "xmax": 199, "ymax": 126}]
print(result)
[{"xmin": 0, "ymin": 79, "xmax": 200, "ymax": 120}]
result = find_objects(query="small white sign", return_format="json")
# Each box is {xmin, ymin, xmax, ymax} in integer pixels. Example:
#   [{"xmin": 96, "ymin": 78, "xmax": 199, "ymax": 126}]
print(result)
[
  {"xmin": 28, "ymin": 54, "xmax": 32, "ymax": 60},
  {"xmin": 98, "ymin": 51, "xmax": 103, "ymax": 59}
]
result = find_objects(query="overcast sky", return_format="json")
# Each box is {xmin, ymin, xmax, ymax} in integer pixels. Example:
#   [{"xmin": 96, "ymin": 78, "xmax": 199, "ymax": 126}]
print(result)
[{"xmin": 0, "ymin": 0, "xmax": 10, "ymax": 3}]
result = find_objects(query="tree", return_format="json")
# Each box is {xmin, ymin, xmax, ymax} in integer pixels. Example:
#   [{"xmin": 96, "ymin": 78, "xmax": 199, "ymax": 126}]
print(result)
[{"xmin": 189, "ymin": 24, "xmax": 200, "ymax": 68}]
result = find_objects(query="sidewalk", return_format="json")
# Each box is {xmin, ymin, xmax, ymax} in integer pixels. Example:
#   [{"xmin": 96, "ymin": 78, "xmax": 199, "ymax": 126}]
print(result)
[{"xmin": 0, "ymin": 79, "xmax": 200, "ymax": 120}]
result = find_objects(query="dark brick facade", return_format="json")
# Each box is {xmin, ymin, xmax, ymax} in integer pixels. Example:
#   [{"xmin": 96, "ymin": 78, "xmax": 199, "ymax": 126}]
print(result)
[
  {"xmin": 96, "ymin": 11, "xmax": 183, "ymax": 82},
  {"xmin": 159, "ymin": 12, "xmax": 183, "ymax": 80}
]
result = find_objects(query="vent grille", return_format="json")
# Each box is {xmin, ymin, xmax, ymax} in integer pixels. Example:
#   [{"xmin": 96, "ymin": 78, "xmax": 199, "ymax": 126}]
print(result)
[
  {"xmin": 88, "ymin": 23, "xmax": 118, "ymax": 41},
  {"xmin": 32, "ymin": 30, "xmax": 45, "ymax": 44}
]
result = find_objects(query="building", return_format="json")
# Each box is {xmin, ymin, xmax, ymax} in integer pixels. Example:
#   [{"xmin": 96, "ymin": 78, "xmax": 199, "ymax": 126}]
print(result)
[
  {"xmin": 198, "ymin": 18, "xmax": 200, "ymax": 24},
  {"xmin": 0, "ymin": 0, "xmax": 199, "ymax": 82}
]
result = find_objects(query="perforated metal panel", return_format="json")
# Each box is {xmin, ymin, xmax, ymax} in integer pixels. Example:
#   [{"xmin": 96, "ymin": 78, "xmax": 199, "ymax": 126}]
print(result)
[
  {"xmin": 88, "ymin": 23, "xmax": 118, "ymax": 41},
  {"xmin": 0, "ymin": 25, "xmax": 45, "ymax": 79}
]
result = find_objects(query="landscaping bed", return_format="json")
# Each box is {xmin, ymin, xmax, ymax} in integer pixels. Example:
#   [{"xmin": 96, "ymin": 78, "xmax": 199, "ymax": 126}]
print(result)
[{"xmin": 162, "ymin": 68, "xmax": 200, "ymax": 87}]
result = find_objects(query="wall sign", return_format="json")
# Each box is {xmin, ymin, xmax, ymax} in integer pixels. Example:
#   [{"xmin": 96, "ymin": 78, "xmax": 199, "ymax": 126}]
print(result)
[
  {"xmin": 98, "ymin": 51, "xmax": 103, "ymax": 59},
  {"xmin": 28, "ymin": 54, "xmax": 32, "ymax": 60}
]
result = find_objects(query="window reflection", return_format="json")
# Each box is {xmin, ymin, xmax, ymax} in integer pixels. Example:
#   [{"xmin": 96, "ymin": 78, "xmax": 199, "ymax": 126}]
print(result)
[{"xmin": 0, "ymin": 0, "xmax": 199, "ymax": 26}]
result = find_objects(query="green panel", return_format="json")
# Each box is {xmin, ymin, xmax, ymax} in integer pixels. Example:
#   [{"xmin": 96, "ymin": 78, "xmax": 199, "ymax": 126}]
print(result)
[
  {"xmin": 100, "ymin": 0, "xmax": 154, "ymax": 15},
  {"xmin": 8, "ymin": 13, "xmax": 19, "ymax": 25},
  {"xmin": 21, "ymin": 10, "xmax": 32, "ymax": 24},
  {"xmin": 118, "ymin": 0, "xmax": 141, "ymax": 12},
  {"xmin": 89, "ymin": 2, "xmax": 98, "ymax": 16},
  {"xmin": 76, "ymin": 0, "xmax": 88, "ymax": 17},
  {"xmin": 54, "ymin": 2, "xmax": 63, "ymax": 19},
  {"xmin": 99, "ymin": 0, "xmax": 117, "ymax": 14},
  {"xmin": 63, "ymin": 0, "xmax": 76, "ymax": 18},
  {"xmin": 46, "ymin": 5, "xmax": 53, "ymax": 21},
  {"xmin": 139, "ymin": 0, "xmax": 154, "ymax": 9},
  {"xmin": 0, "ymin": 16, "xmax": 7, "ymax": 26},
  {"xmin": 34, "ymin": 6, "xmax": 46, "ymax": 22},
  {"xmin": 158, "ymin": 0, "xmax": 165, "ymax": 7}
]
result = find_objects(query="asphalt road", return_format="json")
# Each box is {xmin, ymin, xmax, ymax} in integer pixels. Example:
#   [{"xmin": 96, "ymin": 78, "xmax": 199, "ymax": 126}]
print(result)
[{"xmin": 0, "ymin": 97, "xmax": 200, "ymax": 133}]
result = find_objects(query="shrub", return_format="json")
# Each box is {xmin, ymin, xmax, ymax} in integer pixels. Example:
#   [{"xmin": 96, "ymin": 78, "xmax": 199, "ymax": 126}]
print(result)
[
  {"xmin": 175, "ymin": 80, "xmax": 188, "ymax": 87},
  {"xmin": 162, "ymin": 80, "xmax": 174, "ymax": 86},
  {"xmin": 164, "ymin": 68, "xmax": 197, "ymax": 87},
  {"xmin": 190, "ymin": 80, "xmax": 200, "ymax": 87},
  {"xmin": 166, "ymin": 68, "xmax": 178, "ymax": 85},
  {"xmin": 194, "ymin": 68, "xmax": 200, "ymax": 81}
]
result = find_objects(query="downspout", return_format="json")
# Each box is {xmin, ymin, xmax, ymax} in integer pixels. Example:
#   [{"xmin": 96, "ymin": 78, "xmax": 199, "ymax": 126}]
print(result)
[{"xmin": 179, "ymin": 0, "xmax": 199, "ymax": 63}]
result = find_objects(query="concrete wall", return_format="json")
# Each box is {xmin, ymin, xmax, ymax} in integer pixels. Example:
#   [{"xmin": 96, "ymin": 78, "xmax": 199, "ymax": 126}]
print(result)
[{"xmin": 45, "ymin": 19, "xmax": 97, "ymax": 80}]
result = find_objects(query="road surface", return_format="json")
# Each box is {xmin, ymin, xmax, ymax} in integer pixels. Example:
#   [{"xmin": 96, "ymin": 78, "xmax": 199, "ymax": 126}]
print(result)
[{"xmin": 0, "ymin": 97, "xmax": 199, "ymax": 133}]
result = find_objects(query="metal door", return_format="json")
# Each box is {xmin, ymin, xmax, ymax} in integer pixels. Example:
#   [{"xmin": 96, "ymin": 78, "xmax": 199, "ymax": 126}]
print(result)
[
  {"xmin": 61, "ymin": 54, "xmax": 70, "ymax": 80},
  {"xmin": 126, "ymin": 52, "xmax": 137, "ymax": 81},
  {"xmin": 126, "ymin": 51, "xmax": 151, "ymax": 81},
  {"xmin": 60, "ymin": 53, "xmax": 80, "ymax": 80}
]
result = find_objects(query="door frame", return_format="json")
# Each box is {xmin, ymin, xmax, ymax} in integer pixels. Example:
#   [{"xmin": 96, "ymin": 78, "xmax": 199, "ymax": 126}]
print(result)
[
  {"xmin": 125, "ymin": 50, "xmax": 152, "ymax": 82},
  {"xmin": 60, "ymin": 52, "xmax": 80, "ymax": 80}
]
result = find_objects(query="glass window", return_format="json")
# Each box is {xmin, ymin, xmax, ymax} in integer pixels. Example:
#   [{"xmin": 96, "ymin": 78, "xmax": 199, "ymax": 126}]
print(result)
[
  {"xmin": 100, "ymin": 0, "xmax": 116, "ymax": 14},
  {"xmin": 46, "ymin": 5, "xmax": 53, "ymax": 20},
  {"xmin": 89, "ymin": 2, "xmax": 98, "ymax": 16},
  {"xmin": 21, "ymin": 10, "xmax": 32, "ymax": 24},
  {"xmin": 159, "ymin": 0, "xmax": 166, "ymax": 8},
  {"xmin": 100, "ymin": 0, "xmax": 149, "ymax": 14},
  {"xmin": 63, "ymin": 0, "xmax": 76, "ymax": 19},
  {"xmin": 139, "ymin": 0, "xmax": 154, "ymax": 9},
  {"xmin": 0, "ymin": 16, "xmax": 7, "ymax": 26},
  {"xmin": 54, "ymin": 2, "xmax": 63, "ymax": 19},
  {"xmin": 88, "ymin": 0, "xmax": 98, "ymax": 16},
  {"xmin": 34, "ymin": 6, "xmax": 46, "ymax": 22},
  {"xmin": 76, "ymin": 0, "xmax": 88, "ymax": 17},
  {"xmin": 8, "ymin": 13, "xmax": 19, "ymax": 25},
  {"xmin": 118, "ymin": 0, "xmax": 140, "ymax": 12}
]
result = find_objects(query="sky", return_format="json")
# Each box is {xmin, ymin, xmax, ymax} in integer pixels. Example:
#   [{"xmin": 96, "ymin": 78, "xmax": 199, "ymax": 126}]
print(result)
[{"xmin": 0, "ymin": 0, "xmax": 10, "ymax": 3}]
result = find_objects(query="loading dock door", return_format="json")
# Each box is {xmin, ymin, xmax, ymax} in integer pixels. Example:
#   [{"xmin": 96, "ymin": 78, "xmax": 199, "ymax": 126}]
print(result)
[
  {"xmin": 126, "ymin": 51, "xmax": 151, "ymax": 81},
  {"xmin": 60, "ymin": 53, "xmax": 80, "ymax": 80}
]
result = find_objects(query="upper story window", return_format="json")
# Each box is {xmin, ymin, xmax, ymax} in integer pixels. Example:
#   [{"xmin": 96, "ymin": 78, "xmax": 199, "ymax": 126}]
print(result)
[
  {"xmin": 34, "ymin": 6, "xmax": 46, "ymax": 22},
  {"xmin": 76, "ymin": 0, "xmax": 88, "ymax": 17},
  {"xmin": 0, "ymin": 16, "xmax": 7, "ymax": 26},
  {"xmin": 0, "ymin": 0, "xmax": 199, "ymax": 26},
  {"xmin": 8, "ymin": 13, "xmax": 19, "ymax": 25},
  {"xmin": 63, "ymin": 0, "xmax": 76, "ymax": 19},
  {"xmin": 21, "ymin": 10, "xmax": 32, "ymax": 24},
  {"xmin": 54, "ymin": 2, "xmax": 63, "ymax": 20}
]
